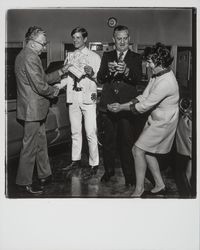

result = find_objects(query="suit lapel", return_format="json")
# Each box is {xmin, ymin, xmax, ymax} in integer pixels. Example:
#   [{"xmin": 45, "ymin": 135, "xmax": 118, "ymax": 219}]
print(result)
[
  {"xmin": 123, "ymin": 49, "xmax": 131, "ymax": 63},
  {"xmin": 110, "ymin": 50, "xmax": 118, "ymax": 62}
]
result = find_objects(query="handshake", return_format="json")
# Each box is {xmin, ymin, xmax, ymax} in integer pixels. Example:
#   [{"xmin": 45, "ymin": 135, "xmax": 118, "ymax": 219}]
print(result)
[
  {"xmin": 108, "ymin": 61, "xmax": 129, "ymax": 76},
  {"xmin": 107, "ymin": 103, "xmax": 121, "ymax": 113}
]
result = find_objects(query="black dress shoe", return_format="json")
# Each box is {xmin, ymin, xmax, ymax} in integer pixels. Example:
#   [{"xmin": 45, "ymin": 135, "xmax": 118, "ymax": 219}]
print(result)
[
  {"xmin": 18, "ymin": 185, "xmax": 43, "ymax": 195},
  {"xmin": 90, "ymin": 165, "xmax": 98, "ymax": 175},
  {"xmin": 40, "ymin": 175, "xmax": 52, "ymax": 187},
  {"xmin": 100, "ymin": 172, "xmax": 114, "ymax": 182},
  {"xmin": 125, "ymin": 181, "xmax": 134, "ymax": 187},
  {"xmin": 81, "ymin": 165, "xmax": 99, "ymax": 179},
  {"xmin": 62, "ymin": 161, "xmax": 80, "ymax": 171}
]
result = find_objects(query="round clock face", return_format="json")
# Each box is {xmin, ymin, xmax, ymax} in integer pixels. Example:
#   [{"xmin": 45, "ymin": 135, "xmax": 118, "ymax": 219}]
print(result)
[{"xmin": 108, "ymin": 17, "xmax": 117, "ymax": 27}]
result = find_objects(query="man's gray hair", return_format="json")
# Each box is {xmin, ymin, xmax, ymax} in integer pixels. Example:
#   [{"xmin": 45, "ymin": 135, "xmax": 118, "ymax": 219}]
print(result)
[{"xmin": 25, "ymin": 26, "xmax": 46, "ymax": 43}]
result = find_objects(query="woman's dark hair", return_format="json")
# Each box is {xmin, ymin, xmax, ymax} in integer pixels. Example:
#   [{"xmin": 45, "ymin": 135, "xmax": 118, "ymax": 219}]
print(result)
[
  {"xmin": 143, "ymin": 43, "xmax": 174, "ymax": 68},
  {"xmin": 71, "ymin": 27, "xmax": 88, "ymax": 38}
]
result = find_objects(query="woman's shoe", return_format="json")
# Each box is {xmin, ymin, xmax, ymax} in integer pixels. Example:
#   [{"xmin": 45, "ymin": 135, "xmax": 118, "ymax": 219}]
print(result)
[
  {"xmin": 150, "ymin": 187, "xmax": 166, "ymax": 195},
  {"xmin": 130, "ymin": 188, "xmax": 144, "ymax": 198}
]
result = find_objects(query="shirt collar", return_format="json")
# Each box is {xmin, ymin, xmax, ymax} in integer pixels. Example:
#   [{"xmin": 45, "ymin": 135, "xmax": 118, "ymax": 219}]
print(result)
[{"xmin": 78, "ymin": 46, "xmax": 88, "ymax": 55}]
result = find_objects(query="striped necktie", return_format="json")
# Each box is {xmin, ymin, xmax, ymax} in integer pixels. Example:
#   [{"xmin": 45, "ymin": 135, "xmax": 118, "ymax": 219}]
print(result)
[{"xmin": 118, "ymin": 52, "xmax": 124, "ymax": 62}]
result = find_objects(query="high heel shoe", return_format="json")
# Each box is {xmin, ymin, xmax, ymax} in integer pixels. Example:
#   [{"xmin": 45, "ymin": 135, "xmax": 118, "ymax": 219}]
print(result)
[
  {"xmin": 130, "ymin": 188, "xmax": 144, "ymax": 198},
  {"xmin": 150, "ymin": 188, "xmax": 166, "ymax": 195}
]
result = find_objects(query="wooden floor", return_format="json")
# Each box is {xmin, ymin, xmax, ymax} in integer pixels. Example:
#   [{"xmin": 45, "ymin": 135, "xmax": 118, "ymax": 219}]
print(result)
[{"xmin": 6, "ymin": 143, "xmax": 185, "ymax": 199}]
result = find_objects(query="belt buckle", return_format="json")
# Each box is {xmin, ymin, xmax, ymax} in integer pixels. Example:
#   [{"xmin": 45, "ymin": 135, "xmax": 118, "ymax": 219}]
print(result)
[{"xmin": 74, "ymin": 87, "xmax": 82, "ymax": 91}]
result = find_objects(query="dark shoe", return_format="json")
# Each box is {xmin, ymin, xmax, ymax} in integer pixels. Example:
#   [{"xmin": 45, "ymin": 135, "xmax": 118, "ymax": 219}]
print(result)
[
  {"xmin": 150, "ymin": 188, "xmax": 166, "ymax": 195},
  {"xmin": 130, "ymin": 188, "xmax": 145, "ymax": 198},
  {"xmin": 100, "ymin": 172, "xmax": 114, "ymax": 182},
  {"xmin": 62, "ymin": 161, "xmax": 80, "ymax": 171},
  {"xmin": 125, "ymin": 181, "xmax": 134, "ymax": 188},
  {"xmin": 90, "ymin": 165, "xmax": 98, "ymax": 175},
  {"xmin": 82, "ymin": 165, "xmax": 99, "ymax": 179},
  {"xmin": 40, "ymin": 175, "xmax": 52, "ymax": 187},
  {"xmin": 17, "ymin": 184, "xmax": 43, "ymax": 195}
]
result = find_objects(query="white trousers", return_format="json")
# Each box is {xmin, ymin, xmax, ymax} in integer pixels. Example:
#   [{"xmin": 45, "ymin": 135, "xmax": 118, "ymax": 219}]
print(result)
[{"xmin": 68, "ymin": 96, "xmax": 99, "ymax": 166}]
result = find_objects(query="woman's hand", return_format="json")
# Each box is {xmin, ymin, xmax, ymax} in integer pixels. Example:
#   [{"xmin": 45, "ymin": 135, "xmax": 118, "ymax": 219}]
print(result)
[
  {"xmin": 108, "ymin": 101, "xmax": 135, "ymax": 113},
  {"xmin": 107, "ymin": 103, "xmax": 121, "ymax": 113}
]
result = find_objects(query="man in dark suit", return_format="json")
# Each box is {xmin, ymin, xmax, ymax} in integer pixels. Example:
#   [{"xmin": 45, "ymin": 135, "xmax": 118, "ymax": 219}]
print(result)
[
  {"xmin": 97, "ymin": 25, "xmax": 142, "ymax": 187},
  {"xmin": 15, "ymin": 26, "xmax": 68, "ymax": 194}
]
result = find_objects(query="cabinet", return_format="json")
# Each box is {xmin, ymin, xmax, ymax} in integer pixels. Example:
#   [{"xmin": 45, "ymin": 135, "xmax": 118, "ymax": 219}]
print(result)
[
  {"xmin": 5, "ymin": 42, "xmax": 23, "ymax": 100},
  {"xmin": 176, "ymin": 47, "xmax": 192, "ymax": 94}
]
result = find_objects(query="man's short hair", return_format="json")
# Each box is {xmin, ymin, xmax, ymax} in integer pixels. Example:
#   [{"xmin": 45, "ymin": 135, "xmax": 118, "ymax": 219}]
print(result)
[
  {"xmin": 25, "ymin": 26, "xmax": 46, "ymax": 43},
  {"xmin": 71, "ymin": 27, "xmax": 88, "ymax": 39},
  {"xmin": 113, "ymin": 25, "xmax": 129, "ymax": 36}
]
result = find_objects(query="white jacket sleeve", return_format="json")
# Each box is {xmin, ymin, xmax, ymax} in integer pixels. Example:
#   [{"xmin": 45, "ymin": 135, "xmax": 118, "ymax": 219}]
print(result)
[
  {"xmin": 135, "ymin": 79, "xmax": 172, "ymax": 113},
  {"xmin": 136, "ymin": 78, "xmax": 154, "ymax": 102}
]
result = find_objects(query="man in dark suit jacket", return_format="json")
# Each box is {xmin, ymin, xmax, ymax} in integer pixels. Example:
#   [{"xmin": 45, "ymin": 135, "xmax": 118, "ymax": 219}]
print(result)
[
  {"xmin": 15, "ymin": 26, "xmax": 68, "ymax": 194},
  {"xmin": 97, "ymin": 25, "xmax": 142, "ymax": 187}
]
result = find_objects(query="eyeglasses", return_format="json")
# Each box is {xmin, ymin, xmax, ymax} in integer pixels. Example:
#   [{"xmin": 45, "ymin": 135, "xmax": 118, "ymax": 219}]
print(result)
[{"xmin": 31, "ymin": 39, "xmax": 48, "ymax": 47}]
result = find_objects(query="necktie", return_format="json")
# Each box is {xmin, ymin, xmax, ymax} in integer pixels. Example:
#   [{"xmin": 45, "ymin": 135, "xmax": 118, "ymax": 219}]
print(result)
[{"xmin": 118, "ymin": 52, "xmax": 124, "ymax": 62}]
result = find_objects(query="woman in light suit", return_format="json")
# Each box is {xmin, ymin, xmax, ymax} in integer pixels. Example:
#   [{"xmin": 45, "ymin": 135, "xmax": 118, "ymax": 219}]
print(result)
[{"xmin": 108, "ymin": 43, "xmax": 179, "ymax": 197}]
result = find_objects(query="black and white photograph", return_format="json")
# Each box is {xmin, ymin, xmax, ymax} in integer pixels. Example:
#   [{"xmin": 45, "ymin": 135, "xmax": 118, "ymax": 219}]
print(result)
[
  {"xmin": 5, "ymin": 7, "xmax": 196, "ymax": 199},
  {"xmin": 0, "ymin": 2, "xmax": 199, "ymax": 250}
]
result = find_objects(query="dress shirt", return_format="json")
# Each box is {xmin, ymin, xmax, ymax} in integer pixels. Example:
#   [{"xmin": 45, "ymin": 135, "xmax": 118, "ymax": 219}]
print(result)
[{"xmin": 116, "ymin": 50, "xmax": 128, "ymax": 61}]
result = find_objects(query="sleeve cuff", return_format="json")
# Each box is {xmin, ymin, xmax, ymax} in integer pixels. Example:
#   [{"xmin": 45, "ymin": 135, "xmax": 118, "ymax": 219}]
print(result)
[
  {"xmin": 53, "ymin": 86, "xmax": 60, "ymax": 97},
  {"xmin": 129, "ymin": 103, "xmax": 140, "ymax": 115},
  {"xmin": 130, "ymin": 98, "xmax": 139, "ymax": 105}
]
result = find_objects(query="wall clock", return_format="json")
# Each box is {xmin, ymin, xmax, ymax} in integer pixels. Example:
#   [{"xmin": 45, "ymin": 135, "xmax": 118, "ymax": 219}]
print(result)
[{"xmin": 107, "ymin": 17, "xmax": 117, "ymax": 28}]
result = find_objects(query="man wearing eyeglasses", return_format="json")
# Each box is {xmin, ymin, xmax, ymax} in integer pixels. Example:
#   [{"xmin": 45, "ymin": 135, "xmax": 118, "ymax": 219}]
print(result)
[{"xmin": 15, "ymin": 26, "xmax": 69, "ymax": 195}]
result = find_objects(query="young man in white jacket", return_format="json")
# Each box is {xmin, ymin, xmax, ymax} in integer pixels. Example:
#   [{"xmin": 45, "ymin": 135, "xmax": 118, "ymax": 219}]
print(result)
[{"xmin": 62, "ymin": 27, "xmax": 101, "ymax": 177}]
